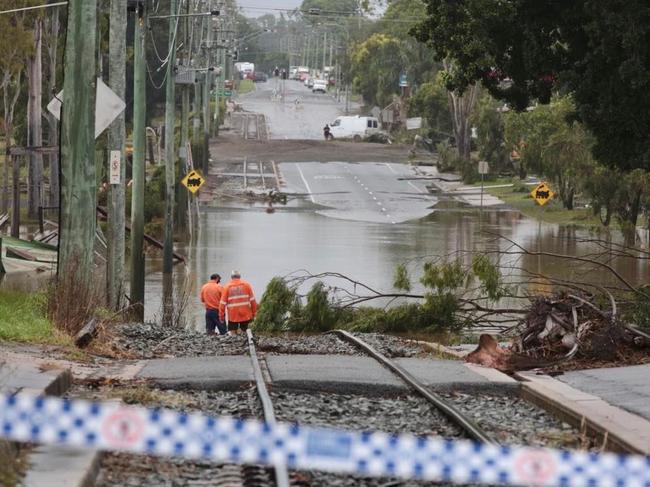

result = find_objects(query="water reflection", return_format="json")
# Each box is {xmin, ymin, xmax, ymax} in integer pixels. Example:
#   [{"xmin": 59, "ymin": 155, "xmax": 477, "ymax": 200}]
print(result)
[{"xmin": 143, "ymin": 207, "xmax": 650, "ymax": 329}]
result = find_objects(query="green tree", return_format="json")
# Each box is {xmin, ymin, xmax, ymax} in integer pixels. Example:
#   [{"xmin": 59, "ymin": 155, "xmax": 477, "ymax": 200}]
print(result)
[
  {"xmin": 407, "ymin": 78, "xmax": 451, "ymax": 141},
  {"xmin": 471, "ymin": 92, "xmax": 508, "ymax": 173},
  {"xmin": 412, "ymin": 0, "xmax": 650, "ymax": 173},
  {"xmin": 350, "ymin": 33, "xmax": 405, "ymax": 107}
]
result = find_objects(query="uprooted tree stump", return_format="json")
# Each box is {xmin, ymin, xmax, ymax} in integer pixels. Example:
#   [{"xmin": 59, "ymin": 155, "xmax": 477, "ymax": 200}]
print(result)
[{"xmin": 466, "ymin": 291, "xmax": 648, "ymax": 372}]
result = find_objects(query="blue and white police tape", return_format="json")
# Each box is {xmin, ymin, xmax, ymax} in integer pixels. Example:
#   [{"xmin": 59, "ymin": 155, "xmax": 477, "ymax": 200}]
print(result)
[{"xmin": 1, "ymin": 392, "xmax": 648, "ymax": 486}]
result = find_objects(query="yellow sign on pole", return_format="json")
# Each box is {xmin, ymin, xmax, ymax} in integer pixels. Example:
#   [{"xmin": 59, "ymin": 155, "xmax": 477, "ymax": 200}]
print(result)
[
  {"xmin": 181, "ymin": 169, "xmax": 205, "ymax": 194},
  {"xmin": 530, "ymin": 182, "xmax": 555, "ymax": 206}
]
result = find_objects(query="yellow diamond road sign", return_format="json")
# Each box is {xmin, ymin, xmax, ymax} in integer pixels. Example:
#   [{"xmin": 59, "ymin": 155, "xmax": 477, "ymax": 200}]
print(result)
[
  {"xmin": 181, "ymin": 169, "xmax": 205, "ymax": 194},
  {"xmin": 530, "ymin": 182, "xmax": 555, "ymax": 206}
]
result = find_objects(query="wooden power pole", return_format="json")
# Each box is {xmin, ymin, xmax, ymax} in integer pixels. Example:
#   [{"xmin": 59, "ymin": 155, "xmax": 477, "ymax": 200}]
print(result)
[
  {"xmin": 162, "ymin": 0, "xmax": 178, "ymax": 325},
  {"xmin": 59, "ymin": 0, "xmax": 98, "ymax": 284},
  {"xmin": 130, "ymin": 2, "xmax": 147, "ymax": 321},
  {"xmin": 107, "ymin": 0, "xmax": 127, "ymax": 310}
]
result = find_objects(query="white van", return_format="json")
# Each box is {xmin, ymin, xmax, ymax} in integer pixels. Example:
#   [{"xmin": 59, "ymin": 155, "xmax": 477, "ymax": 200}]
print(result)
[{"xmin": 328, "ymin": 116, "xmax": 380, "ymax": 140}]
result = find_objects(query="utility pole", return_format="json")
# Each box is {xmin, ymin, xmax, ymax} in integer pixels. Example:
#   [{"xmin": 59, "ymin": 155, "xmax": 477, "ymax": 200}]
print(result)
[
  {"xmin": 177, "ymin": 0, "xmax": 190, "ymax": 232},
  {"xmin": 130, "ymin": 2, "xmax": 147, "ymax": 321},
  {"xmin": 202, "ymin": 15, "xmax": 211, "ymax": 171},
  {"xmin": 59, "ymin": 0, "xmax": 98, "ymax": 285},
  {"xmin": 162, "ymin": 0, "xmax": 178, "ymax": 325},
  {"xmin": 107, "ymin": 0, "xmax": 127, "ymax": 310}
]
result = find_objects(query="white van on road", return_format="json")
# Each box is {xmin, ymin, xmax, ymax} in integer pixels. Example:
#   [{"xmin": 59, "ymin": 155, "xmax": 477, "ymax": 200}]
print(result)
[{"xmin": 329, "ymin": 116, "xmax": 380, "ymax": 141}]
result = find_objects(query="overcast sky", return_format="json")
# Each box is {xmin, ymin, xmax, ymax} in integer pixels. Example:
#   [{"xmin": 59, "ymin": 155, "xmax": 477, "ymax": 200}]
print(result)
[{"xmin": 238, "ymin": 0, "xmax": 303, "ymax": 17}]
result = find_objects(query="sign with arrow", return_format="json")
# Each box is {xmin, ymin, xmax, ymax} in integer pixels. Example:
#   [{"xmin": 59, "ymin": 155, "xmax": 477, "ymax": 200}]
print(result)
[
  {"xmin": 530, "ymin": 182, "xmax": 555, "ymax": 206},
  {"xmin": 181, "ymin": 169, "xmax": 205, "ymax": 194}
]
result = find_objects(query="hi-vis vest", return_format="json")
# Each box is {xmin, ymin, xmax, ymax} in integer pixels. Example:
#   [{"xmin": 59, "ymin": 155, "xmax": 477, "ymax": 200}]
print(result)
[{"xmin": 219, "ymin": 278, "xmax": 257, "ymax": 323}]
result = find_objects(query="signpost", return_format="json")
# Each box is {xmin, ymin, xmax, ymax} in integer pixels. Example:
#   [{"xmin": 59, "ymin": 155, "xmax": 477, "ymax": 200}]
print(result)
[
  {"xmin": 530, "ymin": 182, "xmax": 555, "ymax": 206},
  {"xmin": 109, "ymin": 150, "xmax": 121, "ymax": 184},
  {"xmin": 181, "ymin": 169, "xmax": 205, "ymax": 194},
  {"xmin": 478, "ymin": 160, "xmax": 489, "ymax": 211}
]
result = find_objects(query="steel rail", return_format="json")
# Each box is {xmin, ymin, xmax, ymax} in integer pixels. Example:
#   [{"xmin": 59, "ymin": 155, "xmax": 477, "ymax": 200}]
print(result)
[
  {"xmin": 246, "ymin": 329, "xmax": 290, "ymax": 487},
  {"xmin": 330, "ymin": 330, "xmax": 496, "ymax": 445}
]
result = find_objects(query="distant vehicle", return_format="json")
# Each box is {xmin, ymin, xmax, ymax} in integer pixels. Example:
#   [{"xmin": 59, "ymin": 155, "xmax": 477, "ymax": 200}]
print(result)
[
  {"xmin": 306, "ymin": 78, "xmax": 315, "ymax": 88},
  {"xmin": 235, "ymin": 62, "xmax": 254, "ymax": 75},
  {"xmin": 329, "ymin": 116, "xmax": 380, "ymax": 141},
  {"xmin": 312, "ymin": 79, "xmax": 327, "ymax": 93},
  {"xmin": 289, "ymin": 65, "xmax": 298, "ymax": 79},
  {"xmin": 297, "ymin": 66, "xmax": 309, "ymax": 81},
  {"xmin": 252, "ymin": 72, "xmax": 268, "ymax": 82}
]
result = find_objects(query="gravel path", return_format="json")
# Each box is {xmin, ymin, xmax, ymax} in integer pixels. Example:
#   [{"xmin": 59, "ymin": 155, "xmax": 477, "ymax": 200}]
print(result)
[
  {"xmin": 112, "ymin": 323, "xmax": 248, "ymax": 358},
  {"xmin": 75, "ymin": 387, "xmax": 266, "ymax": 487},
  {"xmin": 110, "ymin": 325, "xmax": 433, "ymax": 359},
  {"xmin": 256, "ymin": 333, "xmax": 432, "ymax": 358},
  {"xmin": 272, "ymin": 390, "xmax": 586, "ymax": 487}
]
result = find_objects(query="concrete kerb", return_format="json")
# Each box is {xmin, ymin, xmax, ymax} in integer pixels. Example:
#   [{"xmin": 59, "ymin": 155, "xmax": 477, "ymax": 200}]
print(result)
[
  {"xmin": 413, "ymin": 340, "xmax": 650, "ymax": 455},
  {"xmin": 0, "ymin": 360, "xmax": 102, "ymax": 487},
  {"xmin": 516, "ymin": 371, "xmax": 650, "ymax": 455}
]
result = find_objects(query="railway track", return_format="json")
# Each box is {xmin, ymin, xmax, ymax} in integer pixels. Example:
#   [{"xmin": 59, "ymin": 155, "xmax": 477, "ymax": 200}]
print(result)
[
  {"xmin": 329, "ymin": 330, "xmax": 495, "ymax": 444},
  {"xmin": 211, "ymin": 330, "xmax": 290, "ymax": 487},
  {"xmin": 242, "ymin": 113, "xmax": 268, "ymax": 141}
]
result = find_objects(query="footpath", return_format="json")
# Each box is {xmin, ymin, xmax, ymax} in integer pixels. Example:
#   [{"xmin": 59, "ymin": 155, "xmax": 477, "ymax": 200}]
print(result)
[{"xmin": 2, "ymin": 341, "xmax": 650, "ymax": 486}]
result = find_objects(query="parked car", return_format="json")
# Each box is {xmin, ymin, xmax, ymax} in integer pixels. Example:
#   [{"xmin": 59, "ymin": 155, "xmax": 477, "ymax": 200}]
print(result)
[
  {"xmin": 329, "ymin": 116, "xmax": 380, "ymax": 141},
  {"xmin": 307, "ymin": 78, "xmax": 315, "ymax": 88},
  {"xmin": 312, "ymin": 79, "xmax": 328, "ymax": 93},
  {"xmin": 252, "ymin": 72, "xmax": 268, "ymax": 82}
]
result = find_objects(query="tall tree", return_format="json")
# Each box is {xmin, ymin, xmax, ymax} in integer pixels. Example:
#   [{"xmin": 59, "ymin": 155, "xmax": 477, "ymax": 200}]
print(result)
[
  {"xmin": 0, "ymin": 4, "xmax": 34, "ymax": 214},
  {"xmin": 412, "ymin": 0, "xmax": 650, "ymax": 172}
]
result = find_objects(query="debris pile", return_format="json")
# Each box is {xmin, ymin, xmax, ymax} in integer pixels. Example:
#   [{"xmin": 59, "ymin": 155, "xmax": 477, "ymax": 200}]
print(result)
[{"xmin": 467, "ymin": 292, "xmax": 650, "ymax": 372}]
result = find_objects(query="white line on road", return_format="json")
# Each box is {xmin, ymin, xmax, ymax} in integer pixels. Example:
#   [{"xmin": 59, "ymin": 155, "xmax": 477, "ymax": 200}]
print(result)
[
  {"xmin": 372, "ymin": 196, "xmax": 377, "ymax": 200},
  {"xmin": 381, "ymin": 207, "xmax": 386, "ymax": 212},
  {"xmin": 385, "ymin": 163, "xmax": 398, "ymax": 174},
  {"xmin": 408, "ymin": 181, "xmax": 425, "ymax": 193},
  {"xmin": 369, "ymin": 191, "xmax": 373, "ymax": 195},
  {"xmin": 296, "ymin": 164, "xmax": 316, "ymax": 203},
  {"xmin": 376, "ymin": 202, "xmax": 382, "ymax": 206}
]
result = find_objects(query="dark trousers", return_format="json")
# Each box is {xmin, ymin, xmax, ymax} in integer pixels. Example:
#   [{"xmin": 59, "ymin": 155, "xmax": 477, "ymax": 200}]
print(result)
[{"xmin": 206, "ymin": 309, "xmax": 226, "ymax": 335}]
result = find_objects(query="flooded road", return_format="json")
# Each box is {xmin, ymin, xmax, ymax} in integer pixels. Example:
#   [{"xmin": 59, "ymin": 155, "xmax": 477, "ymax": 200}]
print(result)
[{"xmin": 141, "ymin": 76, "xmax": 650, "ymax": 327}]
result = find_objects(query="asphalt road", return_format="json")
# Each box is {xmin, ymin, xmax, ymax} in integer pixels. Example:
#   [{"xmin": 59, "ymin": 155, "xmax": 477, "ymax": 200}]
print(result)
[
  {"xmin": 237, "ymin": 78, "xmax": 354, "ymax": 140},
  {"xmin": 281, "ymin": 161, "xmax": 436, "ymax": 224}
]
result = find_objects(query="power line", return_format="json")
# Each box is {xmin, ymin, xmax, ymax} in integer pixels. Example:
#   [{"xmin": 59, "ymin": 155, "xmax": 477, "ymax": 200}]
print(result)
[{"xmin": 0, "ymin": 1, "xmax": 67, "ymax": 16}]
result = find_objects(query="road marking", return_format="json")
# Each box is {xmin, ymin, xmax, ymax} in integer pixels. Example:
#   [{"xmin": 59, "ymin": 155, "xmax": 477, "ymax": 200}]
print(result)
[
  {"xmin": 372, "ymin": 196, "xmax": 377, "ymax": 200},
  {"xmin": 381, "ymin": 207, "xmax": 386, "ymax": 212},
  {"xmin": 385, "ymin": 163, "xmax": 398, "ymax": 174},
  {"xmin": 296, "ymin": 164, "xmax": 316, "ymax": 203},
  {"xmin": 408, "ymin": 181, "xmax": 424, "ymax": 193},
  {"xmin": 376, "ymin": 202, "xmax": 382, "ymax": 206},
  {"xmin": 369, "ymin": 191, "xmax": 373, "ymax": 195}
]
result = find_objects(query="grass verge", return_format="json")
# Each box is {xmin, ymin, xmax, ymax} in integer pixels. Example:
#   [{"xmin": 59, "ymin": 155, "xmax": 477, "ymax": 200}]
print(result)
[
  {"xmin": 472, "ymin": 177, "xmax": 603, "ymax": 227},
  {"xmin": 0, "ymin": 289, "xmax": 72, "ymax": 345},
  {"xmin": 237, "ymin": 79, "xmax": 255, "ymax": 94}
]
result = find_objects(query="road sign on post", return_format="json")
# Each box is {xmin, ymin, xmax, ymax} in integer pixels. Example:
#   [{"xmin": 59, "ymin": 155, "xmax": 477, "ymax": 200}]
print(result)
[
  {"xmin": 530, "ymin": 182, "xmax": 555, "ymax": 206},
  {"xmin": 181, "ymin": 169, "xmax": 205, "ymax": 194},
  {"xmin": 478, "ymin": 161, "xmax": 489, "ymax": 211}
]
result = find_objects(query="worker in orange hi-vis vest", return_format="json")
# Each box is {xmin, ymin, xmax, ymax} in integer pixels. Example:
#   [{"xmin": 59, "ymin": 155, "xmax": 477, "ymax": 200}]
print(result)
[{"xmin": 219, "ymin": 270, "xmax": 257, "ymax": 335}]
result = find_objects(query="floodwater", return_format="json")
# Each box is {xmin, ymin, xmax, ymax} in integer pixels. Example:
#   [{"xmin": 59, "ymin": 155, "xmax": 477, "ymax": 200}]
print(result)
[
  {"xmin": 143, "ymin": 206, "xmax": 650, "ymax": 329},
  {"xmin": 142, "ymin": 78, "xmax": 650, "ymax": 328}
]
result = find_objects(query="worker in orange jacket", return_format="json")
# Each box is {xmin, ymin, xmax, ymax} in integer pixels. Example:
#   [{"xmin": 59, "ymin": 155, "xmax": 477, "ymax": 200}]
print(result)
[
  {"xmin": 200, "ymin": 273, "xmax": 226, "ymax": 335},
  {"xmin": 219, "ymin": 270, "xmax": 257, "ymax": 335}
]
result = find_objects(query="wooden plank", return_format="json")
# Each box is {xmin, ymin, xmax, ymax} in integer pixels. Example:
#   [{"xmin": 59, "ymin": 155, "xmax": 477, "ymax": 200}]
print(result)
[
  {"xmin": 96, "ymin": 206, "xmax": 186, "ymax": 263},
  {"xmin": 6, "ymin": 247, "xmax": 37, "ymax": 261},
  {"xmin": 8, "ymin": 146, "xmax": 59, "ymax": 156},
  {"xmin": 74, "ymin": 318, "xmax": 98, "ymax": 348}
]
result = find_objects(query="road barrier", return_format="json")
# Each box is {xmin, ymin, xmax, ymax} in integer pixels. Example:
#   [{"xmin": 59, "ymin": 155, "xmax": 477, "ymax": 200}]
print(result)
[{"xmin": 1, "ymin": 392, "xmax": 648, "ymax": 486}]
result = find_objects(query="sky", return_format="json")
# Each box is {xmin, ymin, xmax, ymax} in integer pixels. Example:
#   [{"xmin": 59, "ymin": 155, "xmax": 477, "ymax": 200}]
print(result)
[{"xmin": 238, "ymin": 0, "xmax": 303, "ymax": 17}]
